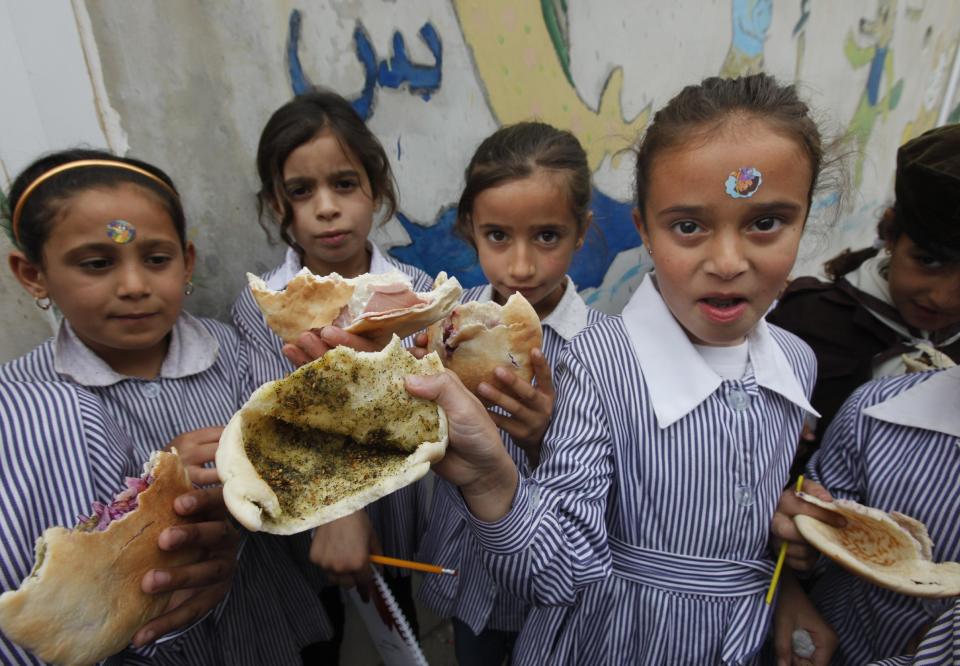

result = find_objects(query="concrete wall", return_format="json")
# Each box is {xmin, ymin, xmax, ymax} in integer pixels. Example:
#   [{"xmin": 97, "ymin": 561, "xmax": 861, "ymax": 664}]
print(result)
[{"xmin": 2, "ymin": 0, "xmax": 959, "ymax": 362}]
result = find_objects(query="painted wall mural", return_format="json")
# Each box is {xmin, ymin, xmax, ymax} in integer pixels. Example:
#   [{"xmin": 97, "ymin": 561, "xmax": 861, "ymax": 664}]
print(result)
[{"xmin": 2, "ymin": 0, "xmax": 960, "ymax": 360}]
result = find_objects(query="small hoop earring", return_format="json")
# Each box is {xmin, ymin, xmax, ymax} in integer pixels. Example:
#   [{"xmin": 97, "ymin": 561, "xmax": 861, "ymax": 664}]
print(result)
[
  {"xmin": 35, "ymin": 296, "xmax": 51, "ymax": 311},
  {"xmin": 646, "ymin": 245, "xmax": 653, "ymax": 256},
  {"xmin": 184, "ymin": 281, "xmax": 195, "ymax": 296}
]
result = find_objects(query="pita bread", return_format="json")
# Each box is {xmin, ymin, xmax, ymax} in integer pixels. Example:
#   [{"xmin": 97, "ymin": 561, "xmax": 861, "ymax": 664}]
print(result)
[
  {"xmin": 795, "ymin": 492, "xmax": 960, "ymax": 597},
  {"xmin": 0, "ymin": 451, "xmax": 200, "ymax": 666},
  {"xmin": 217, "ymin": 335, "xmax": 447, "ymax": 535},
  {"xmin": 425, "ymin": 284, "xmax": 543, "ymax": 395},
  {"xmin": 248, "ymin": 269, "xmax": 462, "ymax": 344}
]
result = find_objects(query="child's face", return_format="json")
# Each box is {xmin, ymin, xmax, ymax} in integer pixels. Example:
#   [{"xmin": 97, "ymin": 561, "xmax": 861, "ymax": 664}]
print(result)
[
  {"xmin": 28, "ymin": 183, "xmax": 193, "ymax": 363},
  {"xmin": 636, "ymin": 124, "xmax": 811, "ymax": 346},
  {"xmin": 282, "ymin": 129, "xmax": 376, "ymax": 277},
  {"xmin": 471, "ymin": 170, "xmax": 586, "ymax": 318},
  {"xmin": 886, "ymin": 234, "xmax": 960, "ymax": 332}
]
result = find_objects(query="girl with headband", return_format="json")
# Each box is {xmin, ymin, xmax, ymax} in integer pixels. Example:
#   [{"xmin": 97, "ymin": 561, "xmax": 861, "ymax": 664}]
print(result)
[{"xmin": 1, "ymin": 148, "xmax": 331, "ymax": 664}]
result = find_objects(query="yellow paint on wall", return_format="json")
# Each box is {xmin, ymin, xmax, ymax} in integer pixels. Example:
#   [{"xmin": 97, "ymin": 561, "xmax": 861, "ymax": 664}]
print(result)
[{"xmin": 454, "ymin": 0, "xmax": 648, "ymax": 171}]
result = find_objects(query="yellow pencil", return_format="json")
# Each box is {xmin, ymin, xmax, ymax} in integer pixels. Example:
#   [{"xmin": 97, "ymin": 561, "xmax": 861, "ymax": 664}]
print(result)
[
  {"xmin": 370, "ymin": 554, "xmax": 458, "ymax": 576},
  {"xmin": 766, "ymin": 474, "xmax": 804, "ymax": 605}
]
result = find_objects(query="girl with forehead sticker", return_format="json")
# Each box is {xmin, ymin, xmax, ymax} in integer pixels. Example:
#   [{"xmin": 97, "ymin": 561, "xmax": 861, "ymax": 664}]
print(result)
[
  {"xmin": 231, "ymin": 88, "xmax": 436, "ymax": 657},
  {"xmin": 771, "ymin": 124, "xmax": 960, "ymax": 665},
  {"xmin": 769, "ymin": 123, "xmax": 960, "ymax": 472},
  {"xmin": 403, "ymin": 74, "xmax": 841, "ymax": 665},
  {"xmin": 415, "ymin": 121, "xmax": 606, "ymax": 665},
  {"xmin": 1, "ymin": 148, "xmax": 331, "ymax": 664}
]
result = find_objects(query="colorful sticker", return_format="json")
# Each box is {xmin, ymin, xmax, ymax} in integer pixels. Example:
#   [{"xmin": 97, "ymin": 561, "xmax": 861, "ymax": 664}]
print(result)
[
  {"xmin": 106, "ymin": 219, "xmax": 137, "ymax": 244},
  {"xmin": 725, "ymin": 167, "xmax": 763, "ymax": 198}
]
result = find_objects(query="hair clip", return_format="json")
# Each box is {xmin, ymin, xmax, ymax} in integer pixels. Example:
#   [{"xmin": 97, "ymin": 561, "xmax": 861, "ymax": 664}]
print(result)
[
  {"xmin": 106, "ymin": 220, "xmax": 137, "ymax": 244},
  {"xmin": 725, "ymin": 167, "xmax": 762, "ymax": 199}
]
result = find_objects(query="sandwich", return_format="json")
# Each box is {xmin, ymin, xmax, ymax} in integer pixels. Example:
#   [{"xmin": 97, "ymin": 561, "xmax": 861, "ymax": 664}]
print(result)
[
  {"xmin": 0, "ymin": 451, "xmax": 201, "ymax": 666},
  {"xmin": 217, "ymin": 336, "xmax": 447, "ymax": 535},
  {"xmin": 794, "ymin": 492, "xmax": 960, "ymax": 597},
  {"xmin": 248, "ymin": 269, "xmax": 462, "ymax": 344},
  {"xmin": 425, "ymin": 278, "xmax": 543, "ymax": 394}
]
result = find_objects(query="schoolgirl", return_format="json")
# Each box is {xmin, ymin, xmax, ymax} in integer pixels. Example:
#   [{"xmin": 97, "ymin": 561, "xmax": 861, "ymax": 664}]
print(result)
[
  {"xmin": 1, "ymin": 149, "xmax": 330, "ymax": 664},
  {"xmin": 407, "ymin": 73, "xmax": 833, "ymax": 664},
  {"xmin": 416, "ymin": 121, "xmax": 604, "ymax": 665},
  {"xmin": 768, "ymin": 123, "xmax": 960, "ymax": 461},
  {"xmin": 230, "ymin": 88, "xmax": 434, "ymax": 651}
]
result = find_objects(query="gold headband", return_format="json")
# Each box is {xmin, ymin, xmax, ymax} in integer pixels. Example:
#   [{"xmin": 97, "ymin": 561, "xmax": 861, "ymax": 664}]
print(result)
[{"xmin": 11, "ymin": 159, "xmax": 178, "ymax": 244}]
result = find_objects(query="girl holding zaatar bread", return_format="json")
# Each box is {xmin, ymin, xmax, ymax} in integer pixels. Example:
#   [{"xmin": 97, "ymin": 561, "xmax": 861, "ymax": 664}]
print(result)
[
  {"xmin": 231, "ymin": 88, "xmax": 435, "ymax": 656},
  {"xmin": 771, "ymin": 129, "xmax": 960, "ymax": 664},
  {"xmin": 402, "ymin": 74, "xmax": 845, "ymax": 665},
  {"xmin": 413, "ymin": 121, "xmax": 605, "ymax": 666},
  {"xmin": 768, "ymin": 124, "xmax": 960, "ymax": 472},
  {"xmin": 1, "ymin": 149, "xmax": 330, "ymax": 664}
]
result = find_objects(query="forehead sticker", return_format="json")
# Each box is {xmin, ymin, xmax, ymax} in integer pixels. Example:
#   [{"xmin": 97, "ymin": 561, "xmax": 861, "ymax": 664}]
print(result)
[
  {"xmin": 725, "ymin": 167, "xmax": 763, "ymax": 199},
  {"xmin": 106, "ymin": 219, "xmax": 137, "ymax": 244}
]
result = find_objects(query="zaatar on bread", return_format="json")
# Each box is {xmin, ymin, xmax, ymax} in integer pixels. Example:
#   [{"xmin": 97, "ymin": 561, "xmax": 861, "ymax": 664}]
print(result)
[{"xmin": 217, "ymin": 336, "xmax": 447, "ymax": 535}]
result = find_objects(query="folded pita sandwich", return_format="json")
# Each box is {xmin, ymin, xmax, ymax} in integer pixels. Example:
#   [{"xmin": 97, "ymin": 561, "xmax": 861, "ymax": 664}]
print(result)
[
  {"xmin": 795, "ymin": 492, "xmax": 960, "ymax": 597},
  {"xmin": 0, "ymin": 451, "xmax": 201, "ymax": 666},
  {"xmin": 425, "ymin": 281, "xmax": 543, "ymax": 395},
  {"xmin": 247, "ymin": 268, "xmax": 462, "ymax": 344},
  {"xmin": 217, "ymin": 336, "xmax": 447, "ymax": 535}
]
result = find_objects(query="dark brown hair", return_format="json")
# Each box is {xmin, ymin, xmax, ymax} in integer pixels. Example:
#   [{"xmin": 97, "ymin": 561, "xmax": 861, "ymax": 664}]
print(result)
[
  {"xmin": 255, "ymin": 88, "xmax": 397, "ymax": 259},
  {"xmin": 634, "ymin": 74, "xmax": 825, "ymax": 219},
  {"xmin": 3, "ymin": 148, "xmax": 186, "ymax": 265},
  {"xmin": 455, "ymin": 121, "xmax": 591, "ymax": 245}
]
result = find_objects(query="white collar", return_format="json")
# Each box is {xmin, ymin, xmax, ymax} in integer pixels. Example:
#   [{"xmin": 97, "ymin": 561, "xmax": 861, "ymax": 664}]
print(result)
[
  {"xmin": 268, "ymin": 243, "xmax": 396, "ymax": 290},
  {"xmin": 53, "ymin": 312, "xmax": 220, "ymax": 387},
  {"xmin": 475, "ymin": 277, "xmax": 588, "ymax": 341},
  {"xmin": 862, "ymin": 366, "xmax": 960, "ymax": 438},
  {"xmin": 540, "ymin": 277, "xmax": 589, "ymax": 341},
  {"xmin": 620, "ymin": 275, "xmax": 817, "ymax": 428}
]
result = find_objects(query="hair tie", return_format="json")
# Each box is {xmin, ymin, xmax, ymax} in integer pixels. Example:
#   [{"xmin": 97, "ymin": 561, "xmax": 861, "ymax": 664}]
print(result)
[{"xmin": 11, "ymin": 160, "xmax": 178, "ymax": 244}]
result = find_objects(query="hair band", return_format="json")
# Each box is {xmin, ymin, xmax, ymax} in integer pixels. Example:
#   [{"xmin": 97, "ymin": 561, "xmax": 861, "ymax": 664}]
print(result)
[{"xmin": 11, "ymin": 159, "xmax": 178, "ymax": 244}]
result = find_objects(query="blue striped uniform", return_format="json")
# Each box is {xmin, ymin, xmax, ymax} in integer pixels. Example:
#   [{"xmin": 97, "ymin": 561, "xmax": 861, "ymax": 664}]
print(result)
[
  {"xmin": 0, "ymin": 380, "xmax": 155, "ymax": 665},
  {"xmin": 458, "ymin": 278, "xmax": 817, "ymax": 665},
  {"xmin": 0, "ymin": 316, "xmax": 331, "ymax": 665},
  {"xmin": 806, "ymin": 368, "xmax": 960, "ymax": 665},
  {"xmin": 418, "ymin": 279, "xmax": 606, "ymax": 636},
  {"xmin": 231, "ymin": 246, "xmax": 436, "ymax": 565},
  {"xmin": 869, "ymin": 600, "xmax": 960, "ymax": 665}
]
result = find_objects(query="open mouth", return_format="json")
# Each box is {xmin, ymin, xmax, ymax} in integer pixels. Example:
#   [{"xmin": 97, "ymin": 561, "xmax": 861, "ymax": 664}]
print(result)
[{"xmin": 698, "ymin": 296, "xmax": 749, "ymax": 323}]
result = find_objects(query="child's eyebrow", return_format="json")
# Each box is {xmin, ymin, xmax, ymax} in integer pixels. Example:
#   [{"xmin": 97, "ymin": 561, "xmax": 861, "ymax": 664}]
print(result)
[
  {"xmin": 327, "ymin": 169, "xmax": 361, "ymax": 181},
  {"xmin": 63, "ymin": 242, "xmax": 118, "ymax": 257},
  {"xmin": 655, "ymin": 201, "xmax": 805, "ymax": 216}
]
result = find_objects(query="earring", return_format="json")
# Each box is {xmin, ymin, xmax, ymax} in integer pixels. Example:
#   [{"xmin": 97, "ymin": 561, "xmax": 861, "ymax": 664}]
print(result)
[
  {"xmin": 646, "ymin": 245, "xmax": 653, "ymax": 256},
  {"xmin": 35, "ymin": 296, "xmax": 51, "ymax": 310},
  {"xmin": 184, "ymin": 281, "xmax": 195, "ymax": 296}
]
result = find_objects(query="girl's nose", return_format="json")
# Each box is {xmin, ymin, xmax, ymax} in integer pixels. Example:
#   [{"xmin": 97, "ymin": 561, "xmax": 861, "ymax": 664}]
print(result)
[
  {"xmin": 116, "ymin": 263, "xmax": 151, "ymax": 298},
  {"xmin": 314, "ymin": 188, "xmax": 339, "ymax": 221},
  {"xmin": 509, "ymin": 244, "xmax": 536, "ymax": 280},
  {"xmin": 705, "ymin": 236, "xmax": 749, "ymax": 280}
]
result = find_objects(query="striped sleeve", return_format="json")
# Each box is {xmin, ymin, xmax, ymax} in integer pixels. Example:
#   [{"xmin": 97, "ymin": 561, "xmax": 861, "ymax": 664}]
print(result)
[
  {"xmin": 465, "ymin": 343, "xmax": 615, "ymax": 606},
  {"xmin": 868, "ymin": 601, "xmax": 960, "ymax": 665},
  {"xmin": 0, "ymin": 381, "xmax": 145, "ymax": 665},
  {"xmin": 805, "ymin": 381, "xmax": 870, "ymax": 502}
]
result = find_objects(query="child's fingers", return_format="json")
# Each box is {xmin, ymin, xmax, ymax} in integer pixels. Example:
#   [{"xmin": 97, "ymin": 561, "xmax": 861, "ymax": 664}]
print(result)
[
  {"xmin": 158, "ymin": 519, "xmax": 240, "ymax": 552},
  {"xmin": 414, "ymin": 331, "xmax": 429, "ymax": 348},
  {"xmin": 173, "ymin": 486, "xmax": 227, "ymax": 518},
  {"xmin": 319, "ymin": 326, "xmax": 382, "ymax": 353},
  {"xmin": 492, "ymin": 366, "xmax": 540, "ymax": 403},
  {"xmin": 133, "ymin": 583, "xmax": 229, "ymax": 647},
  {"xmin": 142, "ymin": 551, "xmax": 236, "ymax": 593},
  {"xmin": 477, "ymin": 381, "xmax": 527, "ymax": 419},
  {"xmin": 530, "ymin": 349, "xmax": 555, "ymax": 397},
  {"xmin": 282, "ymin": 342, "xmax": 313, "ymax": 367},
  {"xmin": 187, "ymin": 465, "xmax": 222, "ymax": 487}
]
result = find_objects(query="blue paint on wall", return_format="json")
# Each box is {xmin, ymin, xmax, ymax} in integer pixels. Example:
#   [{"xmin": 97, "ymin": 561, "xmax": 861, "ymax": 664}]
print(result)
[
  {"xmin": 732, "ymin": 0, "xmax": 772, "ymax": 58},
  {"xmin": 288, "ymin": 9, "xmax": 442, "ymax": 120},
  {"xmin": 387, "ymin": 188, "xmax": 640, "ymax": 290}
]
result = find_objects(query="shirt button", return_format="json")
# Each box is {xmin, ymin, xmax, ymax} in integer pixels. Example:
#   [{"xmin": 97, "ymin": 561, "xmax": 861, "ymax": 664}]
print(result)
[
  {"xmin": 727, "ymin": 389, "xmax": 750, "ymax": 412},
  {"xmin": 735, "ymin": 484, "xmax": 754, "ymax": 507},
  {"xmin": 140, "ymin": 382, "xmax": 161, "ymax": 399}
]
